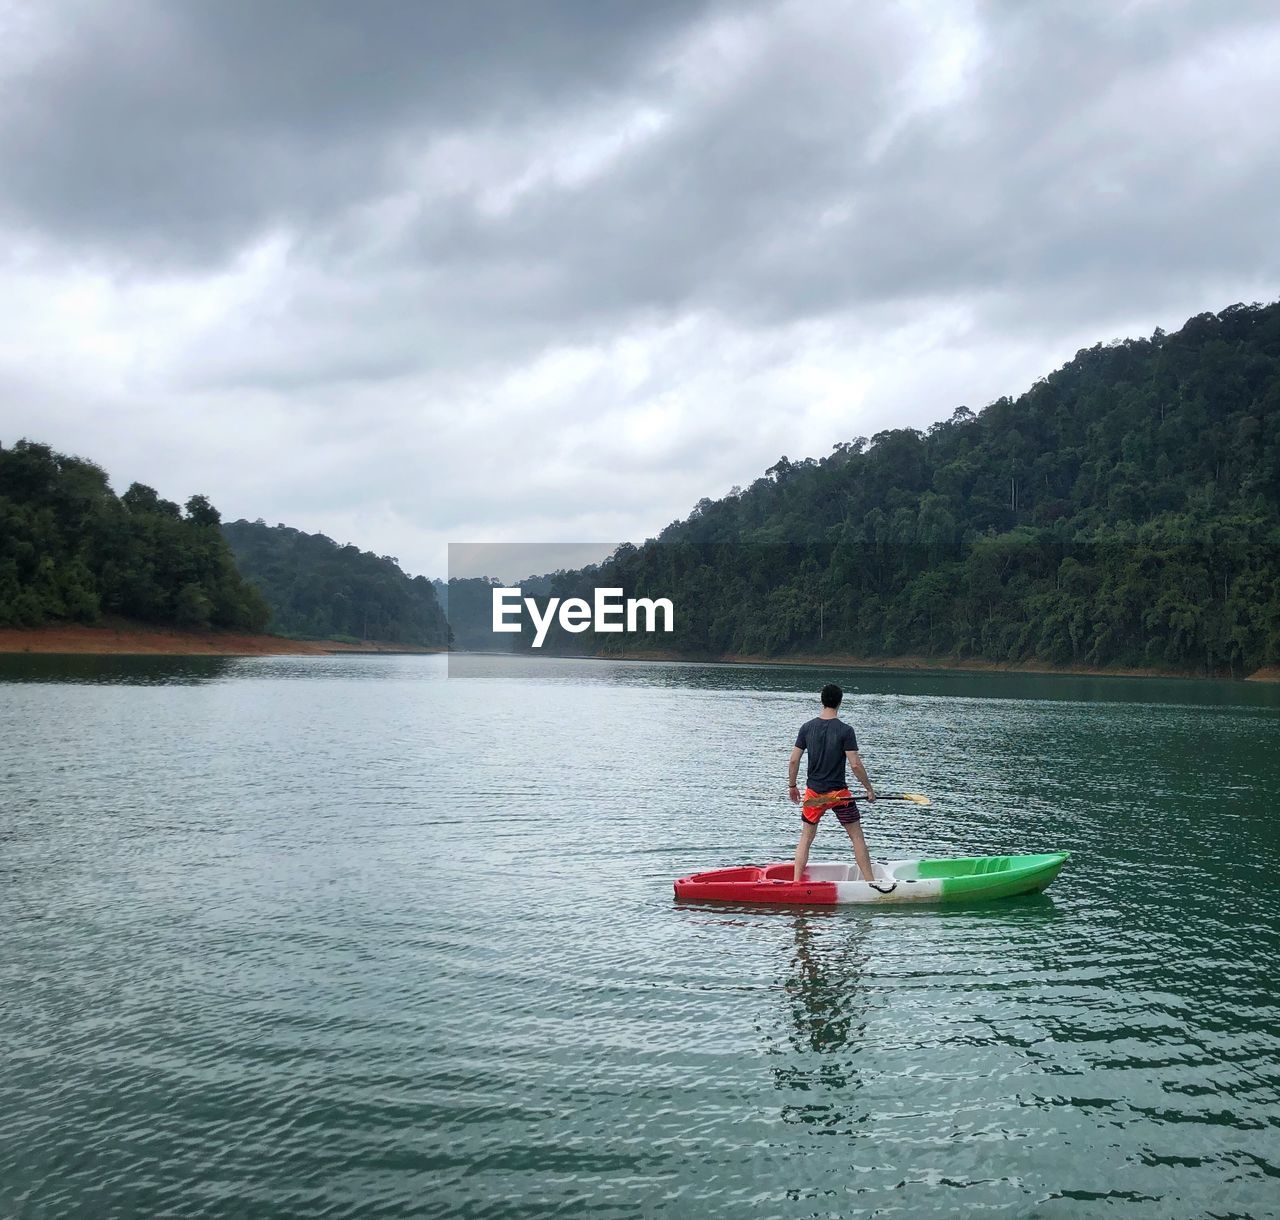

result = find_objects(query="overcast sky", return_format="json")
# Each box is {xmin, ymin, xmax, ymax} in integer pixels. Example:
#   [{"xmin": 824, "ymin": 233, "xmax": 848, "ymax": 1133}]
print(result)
[{"xmin": 2, "ymin": 0, "xmax": 1278, "ymax": 578}]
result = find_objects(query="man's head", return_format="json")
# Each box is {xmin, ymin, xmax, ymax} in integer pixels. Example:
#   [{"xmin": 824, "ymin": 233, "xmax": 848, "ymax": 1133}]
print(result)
[{"xmin": 820, "ymin": 683, "xmax": 843, "ymax": 709}]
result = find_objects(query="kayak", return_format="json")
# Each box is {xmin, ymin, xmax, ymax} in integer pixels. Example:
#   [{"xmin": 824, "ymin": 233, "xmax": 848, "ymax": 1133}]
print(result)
[{"xmin": 673, "ymin": 852, "xmax": 1069, "ymax": 905}]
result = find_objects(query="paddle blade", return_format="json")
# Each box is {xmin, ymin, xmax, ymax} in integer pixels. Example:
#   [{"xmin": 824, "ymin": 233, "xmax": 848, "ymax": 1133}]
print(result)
[{"xmin": 900, "ymin": 792, "xmax": 932, "ymax": 806}]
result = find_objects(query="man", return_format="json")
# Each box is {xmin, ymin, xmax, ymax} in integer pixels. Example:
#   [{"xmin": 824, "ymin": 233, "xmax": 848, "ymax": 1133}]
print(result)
[{"xmin": 787, "ymin": 682, "xmax": 896, "ymax": 892}]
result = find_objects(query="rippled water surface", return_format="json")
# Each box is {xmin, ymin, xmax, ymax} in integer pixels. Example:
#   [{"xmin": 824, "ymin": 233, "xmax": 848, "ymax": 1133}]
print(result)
[{"xmin": 2, "ymin": 654, "xmax": 1279, "ymax": 1218}]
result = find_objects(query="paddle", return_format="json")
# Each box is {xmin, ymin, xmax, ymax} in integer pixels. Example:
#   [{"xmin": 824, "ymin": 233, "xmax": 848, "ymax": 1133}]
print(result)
[
  {"xmin": 791, "ymin": 790, "xmax": 932, "ymax": 805},
  {"xmin": 866, "ymin": 791, "xmax": 932, "ymax": 806}
]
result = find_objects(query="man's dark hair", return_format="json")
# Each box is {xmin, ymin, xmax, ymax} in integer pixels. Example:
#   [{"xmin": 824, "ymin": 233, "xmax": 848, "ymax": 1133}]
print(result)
[{"xmin": 820, "ymin": 683, "xmax": 843, "ymax": 708}]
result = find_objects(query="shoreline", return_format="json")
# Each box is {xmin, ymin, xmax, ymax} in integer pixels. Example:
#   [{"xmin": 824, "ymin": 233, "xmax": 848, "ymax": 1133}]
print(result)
[
  {"xmin": 0, "ymin": 622, "xmax": 446, "ymax": 657},
  {"xmin": 4, "ymin": 626, "xmax": 1273, "ymax": 681},
  {"xmin": 562, "ymin": 647, "xmax": 1280, "ymax": 684}
]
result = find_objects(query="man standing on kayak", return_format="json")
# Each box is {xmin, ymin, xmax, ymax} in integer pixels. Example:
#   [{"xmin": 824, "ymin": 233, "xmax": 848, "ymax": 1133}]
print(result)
[{"xmin": 788, "ymin": 683, "xmax": 895, "ymax": 892}]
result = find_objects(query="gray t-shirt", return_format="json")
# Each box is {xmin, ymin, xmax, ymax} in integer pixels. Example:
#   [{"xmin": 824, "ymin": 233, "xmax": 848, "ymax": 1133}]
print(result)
[{"xmin": 795, "ymin": 717, "xmax": 858, "ymax": 793}]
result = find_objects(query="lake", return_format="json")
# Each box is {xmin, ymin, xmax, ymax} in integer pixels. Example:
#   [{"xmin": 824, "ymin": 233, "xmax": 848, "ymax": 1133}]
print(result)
[{"xmin": 2, "ymin": 653, "xmax": 1278, "ymax": 1217}]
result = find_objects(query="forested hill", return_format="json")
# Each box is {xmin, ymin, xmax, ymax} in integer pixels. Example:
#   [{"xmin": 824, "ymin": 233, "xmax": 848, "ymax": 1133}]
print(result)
[
  {"xmin": 524, "ymin": 301, "xmax": 1280, "ymax": 676},
  {"xmin": 222, "ymin": 520, "xmax": 449, "ymax": 647},
  {"xmin": 0, "ymin": 440, "xmax": 269, "ymax": 630}
]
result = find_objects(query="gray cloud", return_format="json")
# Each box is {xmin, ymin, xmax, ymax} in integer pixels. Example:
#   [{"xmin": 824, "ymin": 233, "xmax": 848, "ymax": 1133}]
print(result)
[
  {"xmin": 1, "ymin": 0, "xmax": 1278, "ymax": 576},
  {"xmin": 0, "ymin": 0, "xmax": 731, "ymax": 260}
]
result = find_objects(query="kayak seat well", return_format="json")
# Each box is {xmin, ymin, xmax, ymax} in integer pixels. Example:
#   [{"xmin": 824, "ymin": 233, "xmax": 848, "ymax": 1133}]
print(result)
[
  {"xmin": 762, "ymin": 862, "xmax": 877, "ymax": 883},
  {"xmin": 905, "ymin": 853, "xmax": 1068, "ymax": 880},
  {"xmin": 686, "ymin": 866, "xmax": 762, "ymax": 884}
]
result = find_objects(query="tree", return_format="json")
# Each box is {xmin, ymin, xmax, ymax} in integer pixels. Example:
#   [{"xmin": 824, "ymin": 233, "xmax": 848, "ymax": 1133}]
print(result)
[
  {"xmin": 174, "ymin": 582, "xmax": 213, "ymax": 628},
  {"xmin": 185, "ymin": 494, "xmax": 221, "ymax": 528},
  {"xmin": 0, "ymin": 439, "xmax": 268, "ymax": 633}
]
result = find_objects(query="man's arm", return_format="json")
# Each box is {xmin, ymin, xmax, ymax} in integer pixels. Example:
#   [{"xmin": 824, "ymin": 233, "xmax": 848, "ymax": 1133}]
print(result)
[
  {"xmin": 847, "ymin": 750, "xmax": 875, "ymax": 801},
  {"xmin": 787, "ymin": 745, "xmax": 803, "ymax": 803}
]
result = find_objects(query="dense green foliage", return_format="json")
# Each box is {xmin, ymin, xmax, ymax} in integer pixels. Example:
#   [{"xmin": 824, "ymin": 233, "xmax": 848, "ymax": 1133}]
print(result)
[
  {"xmin": 519, "ymin": 302, "xmax": 1280, "ymax": 676},
  {"xmin": 223, "ymin": 520, "xmax": 450, "ymax": 647},
  {"xmin": 0, "ymin": 440, "xmax": 269, "ymax": 630}
]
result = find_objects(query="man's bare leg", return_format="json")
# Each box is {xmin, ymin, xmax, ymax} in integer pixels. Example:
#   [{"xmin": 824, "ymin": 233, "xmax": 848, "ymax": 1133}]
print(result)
[
  {"xmin": 793, "ymin": 820, "xmax": 818, "ymax": 882},
  {"xmin": 842, "ymin": 821, "xmax": 878, "ymax": 882}
]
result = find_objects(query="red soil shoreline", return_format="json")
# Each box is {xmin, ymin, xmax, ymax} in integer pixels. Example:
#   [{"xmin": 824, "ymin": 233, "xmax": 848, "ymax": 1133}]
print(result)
[
  {"xmin": 0, "ymin": 622, "xmax": 445, "ymax": 656},
  {"xmin": 3, "ymin": 625, "xmax": 1272, "ymax": 681}
]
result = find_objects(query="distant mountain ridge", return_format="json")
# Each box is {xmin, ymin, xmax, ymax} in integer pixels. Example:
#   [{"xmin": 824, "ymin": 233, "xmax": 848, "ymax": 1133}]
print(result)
[
  {"xmin": 502, "ymin": 301, "xmax": 1280, "ymax": 676},
  {"xmin": 222, "ymin": 520, "xmax": 449, "ymax": 647}
]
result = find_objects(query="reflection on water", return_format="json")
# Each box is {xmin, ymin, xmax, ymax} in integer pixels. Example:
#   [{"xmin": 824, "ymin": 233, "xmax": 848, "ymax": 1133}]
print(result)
[
  {"xmin": 449, "ymin": 651, "xmax": 1280, "ymax": 709},
  {"xmin": 0, "ymin": 653, "xmax": 449, "ymax": 686},
  {"xmin": 5, "ymin": 648, "xmax": 1280, "ymax": 710},
  {"xmin": 770, "ymin": 899, "xmax": 1067, "ymax": 1138},
  {"xmin": 776, "ymin": 915, "xmax": 871, "ymax": 1113},
  {"xmin": 0, "ymin": 653, "xmax": 238, "ymax": 685}
]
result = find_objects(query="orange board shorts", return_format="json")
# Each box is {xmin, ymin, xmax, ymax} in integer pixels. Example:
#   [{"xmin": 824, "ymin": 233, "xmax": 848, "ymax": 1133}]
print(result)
[{"xmin": 801, "ymin": 787, "xmax": 860, "ymax": 827}]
